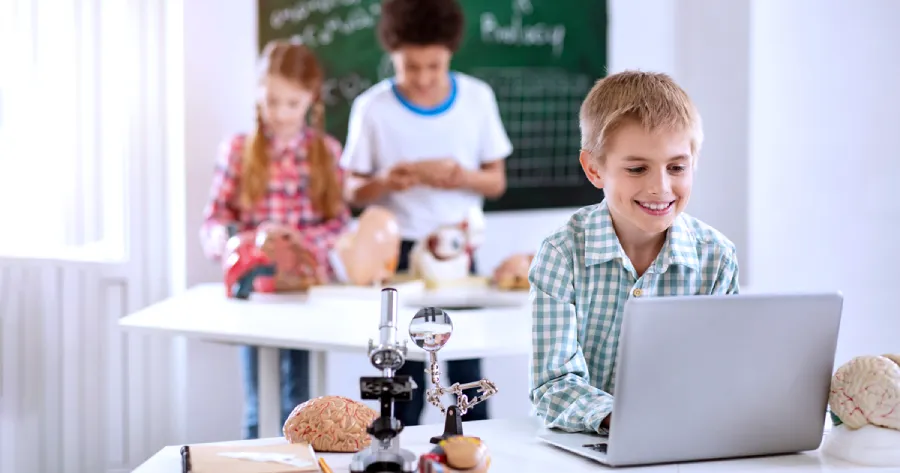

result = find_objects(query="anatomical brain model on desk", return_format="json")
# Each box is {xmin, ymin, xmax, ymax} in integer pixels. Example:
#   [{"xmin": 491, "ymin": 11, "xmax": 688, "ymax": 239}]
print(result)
[
  {"xmin": 409, "ymin": 207, "xmax": 486, "ymax": 289},
  {"xmin": 282, "ymin": 395, "xmax": 378, "ymax": 452},
  {"xmin": 823, "ymin": 353, "xmax": 900, "ymax": 466}
]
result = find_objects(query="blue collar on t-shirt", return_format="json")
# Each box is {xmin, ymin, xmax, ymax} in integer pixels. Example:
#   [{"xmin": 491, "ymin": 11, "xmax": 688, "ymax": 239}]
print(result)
[{"xmin": 390, "ymin": 73, "xmax": 458, "ymax": 116}]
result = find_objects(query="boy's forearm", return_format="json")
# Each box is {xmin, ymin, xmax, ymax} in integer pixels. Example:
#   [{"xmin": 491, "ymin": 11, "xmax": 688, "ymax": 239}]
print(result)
[
  {"xmin": 462, "ymin": 168, "xmax": 506, "ymax": 198},
  {"xmin": 462, "ymin": 162, "xmax": 506, "ymax": 198},
  {"xmin": 532, "ymin": 378, "xmax": 614, "ymax": 433}
]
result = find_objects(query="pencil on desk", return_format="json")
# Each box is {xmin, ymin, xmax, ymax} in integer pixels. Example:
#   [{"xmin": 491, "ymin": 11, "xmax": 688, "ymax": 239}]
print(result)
[{"xmin": 318, "ymin": 457, "xmax": 333, "ymax": 473}]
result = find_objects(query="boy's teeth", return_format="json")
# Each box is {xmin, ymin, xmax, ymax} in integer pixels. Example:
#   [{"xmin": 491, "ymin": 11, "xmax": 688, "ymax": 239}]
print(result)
[{"xmin": 640, "ymin": 202, "xmax": 670, "ymax": 210}]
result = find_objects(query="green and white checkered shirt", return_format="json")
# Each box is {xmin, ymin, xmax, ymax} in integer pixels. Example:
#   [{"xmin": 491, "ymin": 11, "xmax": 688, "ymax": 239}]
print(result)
[{"xmin": 528, "ymin": 200, "xmax": 740, "ymax": 433}]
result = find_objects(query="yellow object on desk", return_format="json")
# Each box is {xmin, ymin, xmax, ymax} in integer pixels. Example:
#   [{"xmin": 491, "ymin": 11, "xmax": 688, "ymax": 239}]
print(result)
[{"xmin": 317, "ymin": 457, "xmax": 333, "ymax": 473}]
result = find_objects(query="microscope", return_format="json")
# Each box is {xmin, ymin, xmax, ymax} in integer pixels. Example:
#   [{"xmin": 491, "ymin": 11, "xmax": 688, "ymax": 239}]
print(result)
[{"xmin": 349, "ymin": 288, "xmax": 419, "ymax": 473}]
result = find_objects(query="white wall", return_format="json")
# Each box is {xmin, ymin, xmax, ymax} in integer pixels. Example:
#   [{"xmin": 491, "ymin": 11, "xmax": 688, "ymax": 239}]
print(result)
[
  {"xmin": 747, "ymin": 0, "xmax": 900, "ymax": 366},
  {"xmin": 172, "ymin": 0, "xmax": 897, "ymax": 442},
  {"xmin": 174, "ymin": 0, "xmax": 259, "ymax": 441}
]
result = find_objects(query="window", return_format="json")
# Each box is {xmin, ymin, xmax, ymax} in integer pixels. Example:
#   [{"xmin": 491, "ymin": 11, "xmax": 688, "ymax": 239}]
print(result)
[{"xmin": 0, "ymin": 0, "xmax": 131, "ymax": 259}]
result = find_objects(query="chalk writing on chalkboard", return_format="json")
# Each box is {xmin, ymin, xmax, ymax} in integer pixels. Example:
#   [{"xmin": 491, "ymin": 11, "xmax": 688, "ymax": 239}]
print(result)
[
  {"xmin": 258, "ymin": 0, "xmax": 608, "ymax": 211},
  {"xmin": 480, "ymin": 0, "xmax": 566, "ymax": 57}
]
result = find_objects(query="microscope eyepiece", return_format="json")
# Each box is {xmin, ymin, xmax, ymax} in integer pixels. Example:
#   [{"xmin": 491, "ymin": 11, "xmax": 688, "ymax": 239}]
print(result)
[{"xmin": 369, "ymin": 287, "xmax": 406, "ymax": 376}]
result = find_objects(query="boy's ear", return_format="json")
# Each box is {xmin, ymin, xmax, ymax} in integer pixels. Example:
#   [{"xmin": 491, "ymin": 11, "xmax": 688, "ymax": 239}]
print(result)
[{"xmin": 579, "ymin": 149, "xmax": 604, "ymax": 190}]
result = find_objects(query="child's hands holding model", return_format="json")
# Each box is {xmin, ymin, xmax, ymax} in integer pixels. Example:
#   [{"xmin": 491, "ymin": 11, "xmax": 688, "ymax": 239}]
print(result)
[
  {"xmin": 410, "ymin": 158, "xmax": 469, "ymax": 190},
  {"xmin": 383, "ymin": 163, "xmax": 419, "ymax": 191}
]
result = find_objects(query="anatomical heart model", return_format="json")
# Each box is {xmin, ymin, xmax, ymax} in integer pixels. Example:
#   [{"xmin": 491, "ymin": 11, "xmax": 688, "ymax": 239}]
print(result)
[
  {"xmin": 331, "ymin": 205, "xmax": 401, "ymax": 286},
  {"xmin": 823, "ymin": 353, "xmax": 900, "ymax": 466},
  {"xmin": 223, "ymin": 223, "xmax": 321, "ymax": 299},
  {"xmin": 409, "ymin": 207, "xmax": 486, "ymax": 288}
]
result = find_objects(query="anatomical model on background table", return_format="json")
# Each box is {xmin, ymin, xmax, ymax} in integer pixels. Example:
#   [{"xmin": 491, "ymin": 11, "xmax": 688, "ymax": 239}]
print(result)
[
  {"xmin": 823, "ymin": 353, "xmax": 900, "ymax": 466},
  {"xmin": 408, "ymin": 206, "xmax": 486, "ymax": 288},
  {"xmin": 222, "ymin": 223, "xmax": 322, "ymax": 299},
  {"xmin": 329, "ymin": 205, "xmax": 401, "ymax": 286},
  {"xmin": 491, "ymin": 253, "xmax": 534, "ymax": 290}
]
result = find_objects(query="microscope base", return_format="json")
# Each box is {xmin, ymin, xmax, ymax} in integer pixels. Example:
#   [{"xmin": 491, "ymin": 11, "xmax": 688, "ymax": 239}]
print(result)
[{"xmin": 349, "ymin": 446, "xmax": 418, "ymax": 473}]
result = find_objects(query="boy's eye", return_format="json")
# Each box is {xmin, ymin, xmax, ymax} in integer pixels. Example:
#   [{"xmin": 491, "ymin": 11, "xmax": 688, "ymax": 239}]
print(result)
[
  {"xmin": 625, "ymin": 166, "xmax": 646, "ymax": 174},
  {"xmin": 669, "ymin": 165, "xmax": 687, "ymax": 173}
]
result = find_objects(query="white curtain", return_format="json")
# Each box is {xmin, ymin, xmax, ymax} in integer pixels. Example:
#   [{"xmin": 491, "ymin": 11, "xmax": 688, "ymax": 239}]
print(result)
[
  {"xmin": 0, "ymin": 0, "xmax": 133, "ymax": 258},
  {"xmin": 0, "ymin": 1, "xmax": 180, "ymax": 471}
]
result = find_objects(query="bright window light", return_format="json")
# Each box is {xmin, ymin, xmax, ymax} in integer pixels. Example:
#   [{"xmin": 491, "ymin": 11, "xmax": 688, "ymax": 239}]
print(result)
[{"xmin": 0, "ymin": 0, "xmax": 129, "ymax": 260}]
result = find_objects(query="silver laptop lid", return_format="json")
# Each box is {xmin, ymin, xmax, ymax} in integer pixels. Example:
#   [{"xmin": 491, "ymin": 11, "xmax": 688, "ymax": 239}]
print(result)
[{"xmin": 606, "ymin": 292, "xmax": 843, "ymax": 466}]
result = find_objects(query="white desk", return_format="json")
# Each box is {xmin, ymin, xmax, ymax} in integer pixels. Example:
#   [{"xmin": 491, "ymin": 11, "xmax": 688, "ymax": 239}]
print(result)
[
  {"xmin": 133, "ymin": 416, "xmax": 877, "ymax": 473},
  {"xmin": 118, "ymin": 283, "xmax": 531, "ymax": 438}
]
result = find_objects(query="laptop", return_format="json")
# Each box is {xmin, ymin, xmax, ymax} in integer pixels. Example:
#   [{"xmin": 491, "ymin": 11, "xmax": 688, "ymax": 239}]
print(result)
[{"xmin": 537, "ymin": 292, "xmax": 843, "ymax": 467}]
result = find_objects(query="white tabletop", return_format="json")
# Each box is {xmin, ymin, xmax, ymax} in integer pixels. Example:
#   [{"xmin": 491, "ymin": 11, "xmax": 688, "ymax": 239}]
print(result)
[
  {"xmin": 118, "ymin": 283, "xmax": 531, "ymax": 362},
  {"xmin": 132, "ymin": 416, "xmax": 877, "ymax": 473}
]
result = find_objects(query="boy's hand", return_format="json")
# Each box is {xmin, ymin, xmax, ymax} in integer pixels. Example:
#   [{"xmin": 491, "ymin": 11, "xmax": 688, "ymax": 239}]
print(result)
[
  {"xmin": 408, "ymin": 158, "xmax": 466, "ymax": 189},
  {"xmin": 431, "ymin": 161, "xmax": 470, "ymax": 189},
  {"xmin": 384, "ymin": 163, "xmax": 419, "ymax": 191}
]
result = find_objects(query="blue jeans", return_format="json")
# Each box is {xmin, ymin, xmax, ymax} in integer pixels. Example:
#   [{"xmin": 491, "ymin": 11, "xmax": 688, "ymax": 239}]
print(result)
[
  {"xmin": 393, "ymin": 240, "xmax": 489, "ymax": 426},
  {"xmin": 240, "ymin": 346, "xmax": 310, "ymax": 439}
]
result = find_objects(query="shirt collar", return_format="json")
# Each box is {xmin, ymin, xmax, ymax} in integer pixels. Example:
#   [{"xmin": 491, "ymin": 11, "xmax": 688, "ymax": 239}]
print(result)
[
  {"xmin": 584, "ymin": 200, "xmax": 700, "ymax": 274},
  {"xmin": 264, "ymin": 127, "xmax": 308, "ymax": 156}
]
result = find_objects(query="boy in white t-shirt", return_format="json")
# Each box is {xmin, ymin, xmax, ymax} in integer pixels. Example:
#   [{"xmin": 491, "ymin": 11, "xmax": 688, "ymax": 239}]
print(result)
[{"xmin": 341, "ymin": 0, "xmax": 513, "ymax": 426}]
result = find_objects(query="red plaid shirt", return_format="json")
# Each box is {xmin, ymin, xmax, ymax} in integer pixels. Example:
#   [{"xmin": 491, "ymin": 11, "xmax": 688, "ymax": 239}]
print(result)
[{"xmin": 200, "ymin": 128, "xmax": 351, "ymax": 281}]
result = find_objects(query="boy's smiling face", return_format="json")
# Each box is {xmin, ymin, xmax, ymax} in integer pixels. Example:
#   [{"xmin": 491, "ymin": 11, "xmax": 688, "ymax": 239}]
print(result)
[{"xmin": 580, "ymin": 121, "xmax": 695, "ymax": 244}]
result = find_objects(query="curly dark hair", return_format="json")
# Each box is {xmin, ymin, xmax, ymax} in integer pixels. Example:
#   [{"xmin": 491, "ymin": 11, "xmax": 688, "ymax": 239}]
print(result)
[{"xmin": 377, "ymin": 0, "xmax": 465, "ymax": 52}]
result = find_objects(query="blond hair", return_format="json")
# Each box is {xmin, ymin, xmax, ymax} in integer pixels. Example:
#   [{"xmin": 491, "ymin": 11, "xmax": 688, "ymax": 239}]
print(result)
[{"xmin": 579, "ymin": 70, "xmax": 703, "ymax": 160}]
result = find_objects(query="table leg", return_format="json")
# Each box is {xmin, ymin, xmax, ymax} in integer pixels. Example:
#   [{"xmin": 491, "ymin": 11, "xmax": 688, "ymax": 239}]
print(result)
[
  {"xmin": 310, "ymin": 350, "xmax": 329, "ymax": 397},
  {"xmin": 257, "ymin": 346, "xmax": 281, "ymax": 438}
]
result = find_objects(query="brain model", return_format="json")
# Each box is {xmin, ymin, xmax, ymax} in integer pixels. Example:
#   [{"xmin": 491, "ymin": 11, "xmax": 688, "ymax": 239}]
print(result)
[
  {"xmin": 829, "ymin": 353, "xmax": 900, "ymax": 430},
  {"xmin": 282, "ymin": 395, "xmax": 378, "ymax": 452}
]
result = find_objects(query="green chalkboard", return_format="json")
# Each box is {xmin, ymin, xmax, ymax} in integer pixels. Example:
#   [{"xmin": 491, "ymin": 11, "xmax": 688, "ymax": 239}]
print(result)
[{"xmin": 258, "ymin": 0, "xmax": 607, "ymax": 211}]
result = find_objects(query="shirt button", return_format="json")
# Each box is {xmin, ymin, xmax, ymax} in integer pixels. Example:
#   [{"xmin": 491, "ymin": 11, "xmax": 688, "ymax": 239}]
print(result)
[{"xmin": 632, "ymin": 288, "xmax": 643, "ymax": 297}]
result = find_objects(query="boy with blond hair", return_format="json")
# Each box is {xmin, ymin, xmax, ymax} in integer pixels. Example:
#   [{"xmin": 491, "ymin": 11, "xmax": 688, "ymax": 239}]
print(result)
[{"xmin": 529, "ymin": 71, "xmax": 740, "ymax": 433}]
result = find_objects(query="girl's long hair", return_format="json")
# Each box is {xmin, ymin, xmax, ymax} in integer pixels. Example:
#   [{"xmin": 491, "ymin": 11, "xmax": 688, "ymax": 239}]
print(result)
[{"xmin": 240, "ymin": 40, "xmax": 341, "ymax": 219}]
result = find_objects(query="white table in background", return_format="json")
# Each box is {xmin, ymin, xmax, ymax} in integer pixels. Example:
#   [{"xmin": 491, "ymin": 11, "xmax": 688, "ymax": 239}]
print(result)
[
  {"xmin": 132, "ymin": 416, "xmax": 877, "ymax": 473},
  {"xmin": 117, "ymin": 283, "xmax": 531, "ymax": 438}
]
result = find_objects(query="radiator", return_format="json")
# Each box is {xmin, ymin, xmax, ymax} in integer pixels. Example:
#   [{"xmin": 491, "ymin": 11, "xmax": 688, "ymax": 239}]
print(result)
[{"xmin": 0, "ymin": 259, "xmax": 174, "ymax": 473}]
